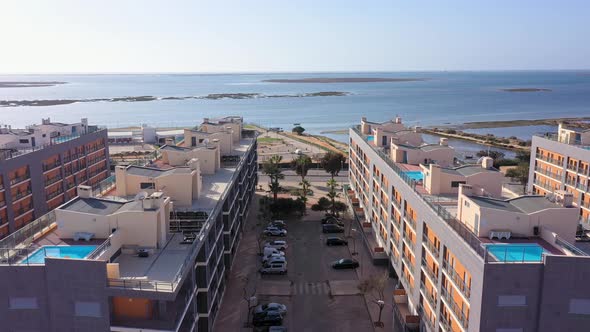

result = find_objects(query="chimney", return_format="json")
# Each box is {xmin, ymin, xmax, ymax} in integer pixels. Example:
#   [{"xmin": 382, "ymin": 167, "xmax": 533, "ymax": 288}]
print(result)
[
  {"xmin": 77, "ymin": 185, "xmax": 92, "ymax": 198},
  {"xmin": 481, "ymin": 156, "xmax": 494, "ymax": 169},
  {"xmin": 42, "ymin": 118, "xmax": 50, "ymax": 125},
  {"xmin": 143, "ymin": 192, "xmax": 164, "ymax": 210},
  {"xmin": 395, "ymin": 116, "xmax": 402, "ymax": 124},
  {"xmin": 439, "ymin": 138, "xmax": 448, "ymax": 146}
]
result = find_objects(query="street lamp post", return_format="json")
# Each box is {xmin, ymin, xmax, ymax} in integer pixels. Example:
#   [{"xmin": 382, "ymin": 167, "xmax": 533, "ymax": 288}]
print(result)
[{"xmin": 351, "ymin": 228, "xmax": 358, "ymax": 256}]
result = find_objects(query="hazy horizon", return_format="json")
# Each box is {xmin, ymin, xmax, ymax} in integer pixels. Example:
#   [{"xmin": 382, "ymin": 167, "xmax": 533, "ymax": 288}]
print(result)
[{"xmin": 1, "ymin": 0, "xmax": 589, "ymax": 73}]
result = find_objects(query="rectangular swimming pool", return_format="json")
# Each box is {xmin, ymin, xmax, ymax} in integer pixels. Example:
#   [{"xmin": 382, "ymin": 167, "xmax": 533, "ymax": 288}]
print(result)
[
  {"xmin": 486, "ymin": 243, "xmax": 547, "ymax": 262},
  {"xmin": 403, "ymin": 171, "xmax": 424, "ymax": 181},
  {"xmin": 21, "ymin": 245, "xmax": 97, "ymax": 264}
]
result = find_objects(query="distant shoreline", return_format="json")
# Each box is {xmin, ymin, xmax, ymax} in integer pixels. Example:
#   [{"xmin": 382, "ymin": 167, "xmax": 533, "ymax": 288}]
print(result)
[
  {"xmin": 262, "ymin": 77, "xmax": 427, "ymax": 83},
  {"xmin": 0, "ymin": 81, "xmax": 67, "ymax": 88},
  {"xmin": 500, "ymin": 88, "xmax": 551, "ymax": 92}
]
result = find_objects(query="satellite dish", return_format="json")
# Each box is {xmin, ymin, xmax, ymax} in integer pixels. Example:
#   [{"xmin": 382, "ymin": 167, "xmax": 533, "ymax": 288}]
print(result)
[{"xmin": 134, "ymin": 191, "xmax": 149, "ymax": 200}]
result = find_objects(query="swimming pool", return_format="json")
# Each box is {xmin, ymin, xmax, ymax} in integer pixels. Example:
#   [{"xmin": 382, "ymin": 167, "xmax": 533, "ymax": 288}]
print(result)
[
  {"xmin": 21, "ymin": 245, "xmax": 97, "ymax": 264},
  {"xmin": 404, "ymin": 171, "xmax": 424, "ymax": 181},
  {"xmin": 486, "ymin": 244, "xmax": 547, "ymax": 262},
  {"xmin": 367, "ymin": 135, "xmax": 374, "ymax": 142}
]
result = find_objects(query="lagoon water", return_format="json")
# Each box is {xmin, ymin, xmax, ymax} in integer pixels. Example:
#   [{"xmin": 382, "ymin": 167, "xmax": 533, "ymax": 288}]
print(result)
[{"xmin": 1, "ymin": 72, "xmax": 589, "ymax": 142}]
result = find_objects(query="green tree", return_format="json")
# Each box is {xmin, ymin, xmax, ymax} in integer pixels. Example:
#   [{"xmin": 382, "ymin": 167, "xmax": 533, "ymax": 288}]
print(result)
[
  {"xmin": 515, "ymin": 150, "xmax": 531, "ymax": 163},
  {"xmin": 292, "ymin": 154, "xmax": 312, "ymax": 211},
  {"xmin": 311, "ymin": 197, "xmax": 331, "ymax": 213},
  {"xmin": 292, "ymin": 126, "xmax": 305, "ymax": 135},
  {"xmin": 326, "ymin": 178, "xmax": 340, "ymax": 215},
  {"xmin": 506, "ymin": 163, "xmax": 530, "ymax": 194},
  {"xmin": 321, "ymin": 152, "xmax": 345, "ymax": 179},
  {"xmin": 263, "ymin": 155, "xmax": 284, "ymax": 202}
]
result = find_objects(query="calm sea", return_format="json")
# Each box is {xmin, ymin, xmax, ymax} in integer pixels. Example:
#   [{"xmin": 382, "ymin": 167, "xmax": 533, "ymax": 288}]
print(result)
[{"xmin": 1, "ymin": 72, "xmax": 589, "ymax": 145}]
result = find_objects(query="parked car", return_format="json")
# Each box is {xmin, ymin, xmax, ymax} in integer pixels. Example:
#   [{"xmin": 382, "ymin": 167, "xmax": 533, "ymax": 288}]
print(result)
[
  {"xmin": 322, "ymin": 224, "xmax": 344, "ymax": 233},
  {"xmin": 271, "ymin": 220, "xmax": 286, "ymax": 227},
  {"xmin": 268, "ymin": 327, "xmax": 287, "ymax": 332},
  {"xmin": 264, "ymin": 240, "xmax": 288, "ymax": 251},
  {"xmin": 263, "ymin": 256, "xmax": 286, "ymax": 266},
  {"xmin": 264, "ymin": 226, "xmax": 287, "ymax": 237},
  {"xmin": 263, "ymin": 247, "xmax": 284, "ymax": 257},
  {"xmin": 326, "ymin": 237, "xmax": 348, "ymax": 246},
  {"xmin": 260, "ymin": 262, "xmax": 287, "ymax": 275},
  {"xmin": 252, "ymin": 311, "xmax": 284, "ymax": 327},
  {"xmin": 321, "ymin": 215, "xmax": 342, "ymax": 223},
  {"xmin": 322, "ymin": 218, "xmax": 344, "ymax": 227},
  {"xmin": 262, "ymin": 253, "xmax": 285, "ymax": 263},
  {"xmin": 253, "ymin": 303, "xmax": 288, "ymax": 318},
  {"xmin": 268, "ymin": 222, "xmax": 286, "ymax": 229},
  {"xmin": 332, "ymin": 258, "xmax": 359, "ymax": 269}
]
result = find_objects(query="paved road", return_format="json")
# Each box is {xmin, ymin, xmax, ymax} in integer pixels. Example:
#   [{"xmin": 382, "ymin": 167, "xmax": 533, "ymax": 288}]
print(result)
[
  {"xmin": 258, "ymin": 170, "xmax": 349, "ymax": 185},
  {"xmin": 213, "ymin": 191, "xmax": 374, "ymax": 332}
]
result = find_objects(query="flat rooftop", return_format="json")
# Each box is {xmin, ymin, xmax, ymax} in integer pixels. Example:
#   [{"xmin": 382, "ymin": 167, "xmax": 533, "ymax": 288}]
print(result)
[
  {"xmin": 467, "ymin": 195, "xmax": 567, "ymax": 214},
  {"xmin": 125, "ymin": 165, "xmax": 192, "ymax": 177},
  {"xmin": 60, "ymin": 197, "xmax": 127, "ymax": 215}
]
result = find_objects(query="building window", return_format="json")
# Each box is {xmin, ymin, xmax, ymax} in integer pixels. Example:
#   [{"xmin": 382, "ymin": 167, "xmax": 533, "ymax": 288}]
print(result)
[
  {"xmin": 498, "ymin": 295, "xmax": 526, "ymax": 307},
  {"xmin": 451, "ymin": 181, "xmax": 467, "ymax": 188},
  {"xmin": 464, "ymin": 201, "xmax": 470, "ymax": 207},
  {"xmin": 9, "ymin": 297, "xmax": 38, "ymax": 309},
  {"xmin": 569, "ymin": 299, "xmax": 590, "ymax": 315},
  {"xmin": 75, "ymin": 301, "xmax": 102, "ymax": 317},
  {"xmin": 140, "ymin": 182, "xmax": 155, "ymax": 189},
  {"xmin": 19, "ymin": 139, "xmax": 29, "ymax": 144}
]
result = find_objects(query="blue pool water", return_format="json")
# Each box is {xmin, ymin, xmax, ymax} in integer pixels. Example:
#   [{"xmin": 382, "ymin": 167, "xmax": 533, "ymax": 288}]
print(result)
[
  {"xmin": 367, "ymin": 135, "xmax": 374, "ymax": 142},
  {"xmin": 404, "ymin": 171, "xmax": 424, "ymax": 181},
  {"xmin": 22, "ymin": 245, "xmax": 97, "ymax": 264},
  {"xmin": 486, "ymin": 244, "xmax": 547, "ymax": 262}
]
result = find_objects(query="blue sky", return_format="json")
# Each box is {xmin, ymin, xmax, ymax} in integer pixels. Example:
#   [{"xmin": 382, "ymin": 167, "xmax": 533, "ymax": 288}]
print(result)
[{"xmin": 0, "ymin": 0, "xmax": 588, "ymax": 73}]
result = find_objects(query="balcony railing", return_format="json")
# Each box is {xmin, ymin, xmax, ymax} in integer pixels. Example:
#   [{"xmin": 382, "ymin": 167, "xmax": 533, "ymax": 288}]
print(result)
[
  {"xmin": 440, "ymin": 286, "xmax": 468, "ymax": 330},
  {"xmin": 45, "ymin": 175, "xmax": 62, "ymax": 187},
  {"xmin": 421, "ymin": 258, "xmax": 439, "ymax": 285},
  {"xmin": 0, "ymin": 183, "xmax": 4, "ymax": 191},
  {"xmin": 402, "ymin": 252, "xmax": 414, "ymax": 269},
  {"xmin": 439, "ymin": 314, "xmax": 452, "ymax": 332},
  {"xmin": 535, "ymin": 153, "xmax": 561, "ymax": 166},
  {"xmin": 12, "ymin": 189, "xmax": 32, "ymax": 201},
  {"xmin": 417, "ymin": 304, "xmax": 435, "ymax": 332},
  {"xmin": 567, "ymin": 164, "xmax": 578, "ymax": 172},
  {"xmin": 405, "ymin": 214, "xmax": 417, "ymax": 231},
  {"xmin": 403, "ymin": 229, "xmax": 414, "ymax": 246},
  {"xmin": 42, "ymin": 161, "xmax": 62, "ymax": 172},
  {"xmin": 422, "ymin": 234, "xmax": 440, "ymax": 257},
  {"xmin": 534, "ymin": 166, "xmax": 561, "ymax": 180},
  {"xmin": 352, "ymin": 126, "xmax": 487, "ymax": 259},
  {"xmin": 420, "ymin": 281, "xmax": 437, "ymax": 309},
  {"xmin": 533, "ymin": 179, "xmax": 555, "ymax": 192},
  {"xmin": 10, "ymin": 173, "xmax": 30, "ymax": 186},
  {"xmin": 442, "ymin": 260, "xmax": 471, "ymax": 299},
  {"xmin": 46, "ymin": 189, "xmax": 63, "ymax": 201}
]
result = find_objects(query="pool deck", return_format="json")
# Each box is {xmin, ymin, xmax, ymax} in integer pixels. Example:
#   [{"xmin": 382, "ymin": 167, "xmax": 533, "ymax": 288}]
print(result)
[
  {"xmin": 479, "ymin": 237, "xmax": 565, "ymax": 256},
  {"xmin": 33, "ymin": 228, "xmax": 106, "ymax": 248}
]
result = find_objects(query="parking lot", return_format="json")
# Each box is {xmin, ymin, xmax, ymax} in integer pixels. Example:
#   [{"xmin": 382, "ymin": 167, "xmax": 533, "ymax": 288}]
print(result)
[{"xmin": 213, "ymin": 193, "xmax": 376, "ymax": 332}]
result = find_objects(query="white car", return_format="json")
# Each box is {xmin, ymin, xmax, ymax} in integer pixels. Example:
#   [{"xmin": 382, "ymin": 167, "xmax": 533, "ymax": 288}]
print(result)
[
  {"xmin": 260, "ymin": 261, "xmax": 287, "ymax": 275},
  {"xmin": 264, "ymin": 226, "xmax": 287, "ymax": 237},
  {"xmin": 264, "ymin": 240, "xmax": 288, "ymax": 251},
  {"xmin": 262, "ymin": 252, "xmax": 285, "ymax": 263},
  {"xmin": 264, "ymin": 256, "xmax": 286, "ymax": 266}
]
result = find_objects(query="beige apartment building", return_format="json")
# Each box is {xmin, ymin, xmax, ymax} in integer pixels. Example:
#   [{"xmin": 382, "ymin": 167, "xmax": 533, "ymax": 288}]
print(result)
[
  {"xmin": 348, "ymin": 117, "xmax": 590, "ymax": 332},
  {"xmin": 0, "ymin": 117, "xmax": 258, "ymax": 332},
  {"xmin": 528, "ymin": 123, "xmax": 590, "ymax": 225}
]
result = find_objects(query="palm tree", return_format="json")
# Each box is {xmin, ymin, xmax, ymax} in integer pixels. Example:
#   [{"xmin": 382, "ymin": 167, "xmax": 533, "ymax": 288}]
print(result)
[
  {"xmin": 263, "ymin": 155, "xmax": 284, "ymax": 201},
  {"xmin": 292, "ymin": 154, "xmax": 312, "ymax": 210},
  {"xmin": 326, "ymin": 178, "xmax": 340, "ymax": 215}
]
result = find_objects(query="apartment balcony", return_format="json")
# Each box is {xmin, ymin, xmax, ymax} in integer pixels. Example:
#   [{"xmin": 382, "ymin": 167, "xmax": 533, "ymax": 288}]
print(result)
[
  {"xmin": 14, "ymin": 204, "xmax": 34, "ymax": 219},
  {"xmin": 402, "ymin": 252, "xmax": 414, "ymax": 270},
  {"xmin": 404, "ymin": 215, "xmax": 417, "ymax": 231},
  {"xmin": 44, "ymin": 175, "xmax": 63, "ymax": 187},
  {"xmin": 440, "ymin": 286, "xmax": 468, "ymax": 330},
  {"xmin": 533, "ymin": 179, "xmax": 555, "ymax": 192},
  {"xmin": 46, "ymin": 189, "xmax": 64, "ymax": 201},
  {"xmin": 12, "ymin": 189, "xmax": 32, "ymax": 203},
  {"xmin": 534, "ymin": 166, "xmax": 561, "ymax": 180},
  {"xmin": 0, "ymin": 200, "xmax": 6, "ymax": 209},
  {"xmin": 420, "ymin": 281, "xmax": 437, "ymax": 310},
  {"xmin": 421, "ymin": 258, "xmax": 439, "ymax": 285},
  {"xmin": 422, "ymin": 234, "xmax": 440, "ymax": 258},
  {"xmin": 442, "ymin": 260, "xmax": 471, "ymax": 299},
  {"xmin": 10, "ymin": 173, "xmax": 30, "ymax": 186},
  {"xmin": 439, "ymin": 314, "xmax": 452, "ymax": 332},
  {"xmin": 417, "ymin": 304, "xmax": 435, "ymax": 332},
  {"xmin": 86, "ymin": 144, "xmax": 105, "ymax": 154},
  {"xmin": 403, "ymin": 230, "xmax": 414, "ymax": 248},
  {"xmin": 42, "ymin": 161, "xmax": 62, "ymax": 173},
  {"xmin": 87, "ymin": 156, "xmax": 106, "ymax": 168},
  {"xmin": 577, "ymin": 182, "xmax": 589, "ymax": 192},
  {"xmin": 535, "ymin": 153, "xmax": 562, "ymax": 166},
  {"xmin": 392, "ymin": 199, "xmax": 402, "ymax": 211},
  {"xmin": 393, "ymin": 290, "xmax": 420, "ymax": 332}
]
